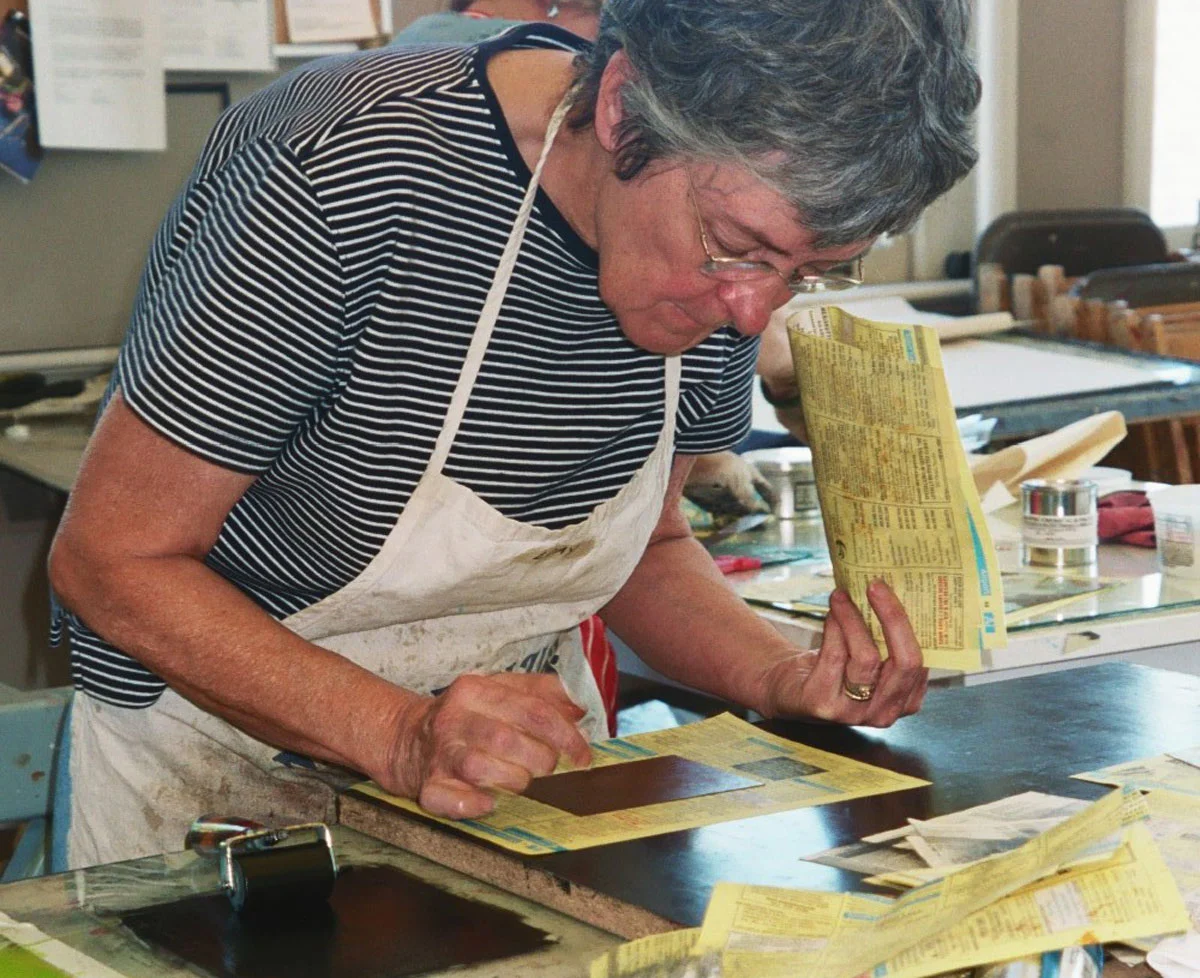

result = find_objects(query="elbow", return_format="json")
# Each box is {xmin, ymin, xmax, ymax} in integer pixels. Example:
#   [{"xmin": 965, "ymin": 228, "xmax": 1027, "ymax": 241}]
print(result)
[{"xmin": 48, "ymin": 523, "xmax": 104, "ymax": 617}]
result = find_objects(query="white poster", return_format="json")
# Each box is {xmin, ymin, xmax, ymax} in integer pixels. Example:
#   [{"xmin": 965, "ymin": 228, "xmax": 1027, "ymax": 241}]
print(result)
[
  {"xmin": 164, "ymin": 0, "xmax": 275, "ymax": 72},
  {"xmin": 28, "ymin": 0, "xmax": 166, "ymax": 151},
  {"xmin": 283, "ymin": 0, "xmax": 375, "ymax": 43}
]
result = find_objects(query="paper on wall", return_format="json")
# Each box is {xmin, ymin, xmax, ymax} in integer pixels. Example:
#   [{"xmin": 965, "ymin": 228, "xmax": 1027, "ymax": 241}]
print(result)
[
  {"xmin": 282, "ymin": 0, "xmax": 375, "ymax": 42},
  {"xmin": 28, "ymin": 0, "xmax": 166, "ymax": 151},
  {"xmin": 164, "ymin": 0, "xmax": 274, "ymax": 72}
]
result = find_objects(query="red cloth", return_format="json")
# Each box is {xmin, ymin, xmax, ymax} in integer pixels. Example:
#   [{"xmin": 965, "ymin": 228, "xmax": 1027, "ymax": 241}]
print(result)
[
  {"xmin": 580, "ymin": 615, "xmax": 619, "ymax": 736},
  {"xmin": 1097, "ymin": 491, "xmax": 1156, "ymax": 547}
]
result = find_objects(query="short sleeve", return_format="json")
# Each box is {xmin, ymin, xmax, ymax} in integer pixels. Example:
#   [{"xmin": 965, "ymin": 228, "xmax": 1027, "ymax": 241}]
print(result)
[
  {"xmin": 117, "ymin": 139, "xmax": 345, "ymax": 473},
  {"xmin": 674, "ymin": 329, "xmax": 759, "ymax": 454}
]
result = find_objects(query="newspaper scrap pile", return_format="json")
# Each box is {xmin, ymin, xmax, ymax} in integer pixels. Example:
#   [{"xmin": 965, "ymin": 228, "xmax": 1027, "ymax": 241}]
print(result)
[
  {"xmin": 1074, "ymin": 746, "xmax": 1200, "ymax": 957},
  {"xmin": 591, "ymin": 787, "xmax": 1191, "ymax": 978},
  {"xmin": 786, "ymin": 306, "xmax": 1005, "ymax": 672},
  {"xmin": 807, "ymin": 791, "xmax": 1093, "ymax": 886}
]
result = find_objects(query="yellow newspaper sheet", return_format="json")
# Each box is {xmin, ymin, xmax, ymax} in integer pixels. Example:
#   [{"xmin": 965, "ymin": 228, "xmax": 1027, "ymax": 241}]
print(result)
[
  {"xmin": 351, "ymin": 713, "xmax": 927, "ymax": 855},
  {"xmin": 1074, "ymin": 750, "xmax": 1200, "ymax": 797},
  {"xmin": 787, "ymin": 306, "xmax": 1005, "ymax": 671},
  {"xmin": 694, "ymin": 788, "xmax": 1152, "ymax": 978},
  {"xmin": 1123, "ymin": 788, "xmax": 1200, "ymax": 951},
  {"xmin": 698, "ymin": 827, "xmax": 1185, "ymax": 978},
  {"xmin": 590, "ymin": 929, "xmax": 701, "ymax": 978}
]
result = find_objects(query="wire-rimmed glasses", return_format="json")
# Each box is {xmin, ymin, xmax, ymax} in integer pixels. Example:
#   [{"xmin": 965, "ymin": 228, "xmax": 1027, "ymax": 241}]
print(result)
[{"xmin": 686, "ymin": 172, "xmax": 863, "ymax": 294}]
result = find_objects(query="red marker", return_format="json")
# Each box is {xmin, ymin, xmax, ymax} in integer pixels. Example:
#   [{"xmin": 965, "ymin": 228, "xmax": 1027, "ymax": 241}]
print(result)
[{"xmin": 713, "ymin": 555, "xmax": 763, "ymax": 574}]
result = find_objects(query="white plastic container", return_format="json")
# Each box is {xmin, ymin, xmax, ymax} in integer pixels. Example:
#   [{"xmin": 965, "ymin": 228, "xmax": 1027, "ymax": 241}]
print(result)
[
  {"xmin": 1149, "ymin": 484, "xmax": 1200, "ymax": 579},
  {"xmin": 1079, "ymin": 466, "xmax": 1133, "ymax": 496}
]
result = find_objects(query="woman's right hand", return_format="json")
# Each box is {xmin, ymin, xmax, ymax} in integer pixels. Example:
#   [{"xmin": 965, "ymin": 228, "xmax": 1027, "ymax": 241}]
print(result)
[{"xmin": 381, "ymin": 673, "xmax": 594, "ymax": 819}]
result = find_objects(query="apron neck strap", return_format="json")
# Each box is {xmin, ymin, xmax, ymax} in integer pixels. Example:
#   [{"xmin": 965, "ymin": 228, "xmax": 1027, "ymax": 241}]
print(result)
[{"xmin": 428, "ymin": 97, "xmax": 573, "ymax": 473}]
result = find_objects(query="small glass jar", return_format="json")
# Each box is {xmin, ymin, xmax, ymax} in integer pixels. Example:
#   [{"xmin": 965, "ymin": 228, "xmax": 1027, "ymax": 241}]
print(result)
[{"xmin": 1020, "ymin": 479, "xmax": 1099, "ymax": 569}]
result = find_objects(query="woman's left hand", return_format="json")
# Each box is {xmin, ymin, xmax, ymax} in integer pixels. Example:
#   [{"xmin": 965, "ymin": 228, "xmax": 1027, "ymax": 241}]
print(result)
[{"xmin": 757, "ymin": 580, "xmax": 927, "ymax": 727}]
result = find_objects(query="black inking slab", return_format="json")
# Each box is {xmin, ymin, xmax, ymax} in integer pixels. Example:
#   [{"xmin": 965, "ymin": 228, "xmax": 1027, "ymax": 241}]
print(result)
[
  {"xmin": 524, "ymin": 754, "xmax": 762, "ymax": 816},
  {"xmin": 119, "ymin": 864, "xmax": 554, "ymax": 978}
]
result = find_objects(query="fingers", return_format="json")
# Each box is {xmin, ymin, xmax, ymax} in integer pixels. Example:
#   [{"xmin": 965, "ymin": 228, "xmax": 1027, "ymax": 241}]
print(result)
[
  {"xmin": 419, "ymin": 775, "xmax": 496, "ymax": 820},
  {"xmin": 902, "ymin": 668, "xmax": 930, "ymax": 716},
  {"xmin": 864, "ymin": 581, "xmax": 926, "ymax": 725},
  {"xmin": 867, "ymin": 580, "xmax": 922, "ymax": 676},
  {"xmin": 393, "ymin": 671, "xmax": 593, "ymax": 821},
  {"xmin": 483, "ymin": 673, "xmax": 592, "ymax": 768},
  {"xmin": 779, "ymin": 584, "xmax": 927, "ymax": 727},
  {"xmin": 828, "ymin": 588, "xmax": 884, "ymax": 689}
]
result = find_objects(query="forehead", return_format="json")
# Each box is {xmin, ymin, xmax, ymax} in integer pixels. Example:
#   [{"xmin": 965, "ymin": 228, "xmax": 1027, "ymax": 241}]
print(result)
[{"xmin": 688, "ymin": 163, "xmax": 868, "ymax": 262}]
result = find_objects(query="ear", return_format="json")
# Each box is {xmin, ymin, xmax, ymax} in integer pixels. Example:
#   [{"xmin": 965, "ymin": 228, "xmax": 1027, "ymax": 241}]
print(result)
[{"xmin": 593, "ymin": 50, "xmax": 636, "ymax": 154}]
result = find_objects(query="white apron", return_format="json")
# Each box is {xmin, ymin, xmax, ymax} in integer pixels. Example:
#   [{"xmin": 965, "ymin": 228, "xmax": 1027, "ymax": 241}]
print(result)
[{"xmin": 66, "ymin": 101, "xmax": 682, "ymax": 869}]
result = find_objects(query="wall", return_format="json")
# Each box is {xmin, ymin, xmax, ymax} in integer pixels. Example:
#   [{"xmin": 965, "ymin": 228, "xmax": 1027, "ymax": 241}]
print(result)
[{"xmin": 1016, "ymin": 0, "xmax": 1126, "ymax": 209}]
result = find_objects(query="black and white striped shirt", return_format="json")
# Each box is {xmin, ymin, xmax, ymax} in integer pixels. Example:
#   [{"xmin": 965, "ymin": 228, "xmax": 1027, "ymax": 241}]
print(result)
[{"xmin": 61, "ymin": 25, "xmax": 759, "ymax": 708}]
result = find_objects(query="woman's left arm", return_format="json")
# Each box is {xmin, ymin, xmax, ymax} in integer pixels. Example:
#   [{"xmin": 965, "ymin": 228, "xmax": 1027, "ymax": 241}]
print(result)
[{"xmin": 599, "ymin": 455, "xmax": 929, "ymax": 728}]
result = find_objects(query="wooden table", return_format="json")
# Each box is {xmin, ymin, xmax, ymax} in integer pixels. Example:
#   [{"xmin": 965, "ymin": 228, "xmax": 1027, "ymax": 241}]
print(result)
[
  {"xmin": 342, "ymin": 663, "xmax": 1200, "ymax": 940},
  {"xmin": 750, "ymin": 329, "xmax": 1200, "ymax": 444}
]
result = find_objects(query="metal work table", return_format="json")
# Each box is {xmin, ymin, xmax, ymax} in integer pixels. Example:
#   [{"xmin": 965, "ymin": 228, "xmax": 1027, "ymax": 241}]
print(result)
[
  {"xmin": 722, "ymin": 511, "xmax": 1200, "ymax": 683},
  {"xmin": 340, "ymin": 664, "xmax": 1192, "ymax": 978},
  {"xmin": 619, "ymin": 506, "xmax": 1200, "ymax": 693},
  {"xmin": 0, "ymin": 415, "xmax": 91, "ymax": 495},
  {"xmin": 953, "ymin": 332, "xmax": 1200, "ymax": 441}
]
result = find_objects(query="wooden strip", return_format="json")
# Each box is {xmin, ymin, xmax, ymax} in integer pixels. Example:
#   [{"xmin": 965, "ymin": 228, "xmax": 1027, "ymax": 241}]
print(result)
[{"xmin": 339, "ymin": 792, "xmax": 678, "ymax": 940}]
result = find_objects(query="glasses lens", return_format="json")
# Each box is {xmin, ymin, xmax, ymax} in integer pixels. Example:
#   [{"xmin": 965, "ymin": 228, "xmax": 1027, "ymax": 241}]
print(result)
[
  {"xmin": 789, "ymin": 275, "xmax": 859, "ymax": 294},
  {"xmin": 701, "ymin": 258, "xmax": 780, "ymax": 283}
]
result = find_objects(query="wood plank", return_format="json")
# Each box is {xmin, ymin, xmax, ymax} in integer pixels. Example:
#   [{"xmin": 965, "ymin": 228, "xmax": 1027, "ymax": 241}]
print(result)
[{"xmin": 339, "ymin": 792, "xmax": 675, "ymax": 939}]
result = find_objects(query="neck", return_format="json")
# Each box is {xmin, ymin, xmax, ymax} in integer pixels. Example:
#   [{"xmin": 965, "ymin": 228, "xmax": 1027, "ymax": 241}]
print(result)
[{"xmin": 489, "ymin": 51, "xmax": 606, "ymax": 250}]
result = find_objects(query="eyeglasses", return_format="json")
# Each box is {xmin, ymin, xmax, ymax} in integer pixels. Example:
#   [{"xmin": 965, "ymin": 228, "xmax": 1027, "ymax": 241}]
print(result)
[{"xmin": 686, "ymin": 172, "xmax": 863, "ymax": 294}]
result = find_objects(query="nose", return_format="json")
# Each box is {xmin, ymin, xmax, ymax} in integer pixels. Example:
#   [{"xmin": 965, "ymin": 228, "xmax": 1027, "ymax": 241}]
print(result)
[{"xmin": 715, "ymin": 280, "xmax": 790, "ymax": 337}]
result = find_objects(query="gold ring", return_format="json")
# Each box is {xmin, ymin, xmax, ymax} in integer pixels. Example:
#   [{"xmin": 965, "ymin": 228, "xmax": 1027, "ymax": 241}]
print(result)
[{"xmin": 842, "ymin": 679, "xmax": 876, "ymax": 702}]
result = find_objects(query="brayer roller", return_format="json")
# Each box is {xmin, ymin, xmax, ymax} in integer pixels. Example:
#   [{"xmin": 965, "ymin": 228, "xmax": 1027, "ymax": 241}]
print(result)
[{"xmin": 185, "ymin": 816, "xmax": 338, "ymax": 915}]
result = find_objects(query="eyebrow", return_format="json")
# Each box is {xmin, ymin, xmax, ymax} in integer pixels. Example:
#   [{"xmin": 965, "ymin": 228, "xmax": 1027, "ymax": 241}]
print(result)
[{"xmin": 717, "ymin": 214, "xmax": 868, "ymax": 269}]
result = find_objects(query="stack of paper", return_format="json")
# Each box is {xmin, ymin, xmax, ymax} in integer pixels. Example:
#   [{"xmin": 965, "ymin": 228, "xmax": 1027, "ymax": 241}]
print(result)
[
  {"xmin": 787, "ymin": 307, "xmax": 1005, "ymax": 672},
  {"xmin": 591, "ymin": 788, "xmax": 1190, "ymax": 978},
  {"xmin": 970, "ymin": 412, "xmax": 1128, "ymax": 513},
  {"xmin": 808, "ymin": 791, "xmax": 1092, "ymax": 885}
]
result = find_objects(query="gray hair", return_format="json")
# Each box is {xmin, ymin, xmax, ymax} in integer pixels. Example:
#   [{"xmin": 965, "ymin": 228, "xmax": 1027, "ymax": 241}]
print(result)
[{"xmin": 567, "ymin": 0, "xmax": 981, "ymax": 246}]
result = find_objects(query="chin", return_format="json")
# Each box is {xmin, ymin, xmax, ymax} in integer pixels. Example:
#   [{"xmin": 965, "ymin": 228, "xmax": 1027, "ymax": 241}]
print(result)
[{"xmin": 619, "ymin": 311, "xmax": 714, "ymax": 356}]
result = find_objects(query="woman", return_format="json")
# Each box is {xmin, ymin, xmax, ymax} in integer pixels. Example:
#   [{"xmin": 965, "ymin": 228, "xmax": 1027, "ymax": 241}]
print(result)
[{"xmin": 50, "ymin": 0, "xmax": 980, "ymax": 868}]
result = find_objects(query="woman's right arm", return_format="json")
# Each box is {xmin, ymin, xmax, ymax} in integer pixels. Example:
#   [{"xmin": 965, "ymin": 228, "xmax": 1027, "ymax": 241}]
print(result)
[{"xmin": 50, "ymin": 394, "xmax": 589, "ymax": 818}]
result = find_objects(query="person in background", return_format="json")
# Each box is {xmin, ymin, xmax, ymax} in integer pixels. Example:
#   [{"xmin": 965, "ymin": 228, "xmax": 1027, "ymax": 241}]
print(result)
[
  {"xmin": 51, "ymin": 0, "xmax": 980, "ymax": 870},
  {"xmin": 397, "ymin": 0, "xmax": 602, "ymax": 44}
]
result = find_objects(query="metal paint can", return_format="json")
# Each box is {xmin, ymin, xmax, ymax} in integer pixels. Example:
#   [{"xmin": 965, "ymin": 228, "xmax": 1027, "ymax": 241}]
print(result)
[
  {"xmin": 742, "ymin": 447, "xmax": 820, "ymax": 520},
  {"xmin": 1020, "ymin": 479, "xmax": 1099, "ymax": 568}
]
